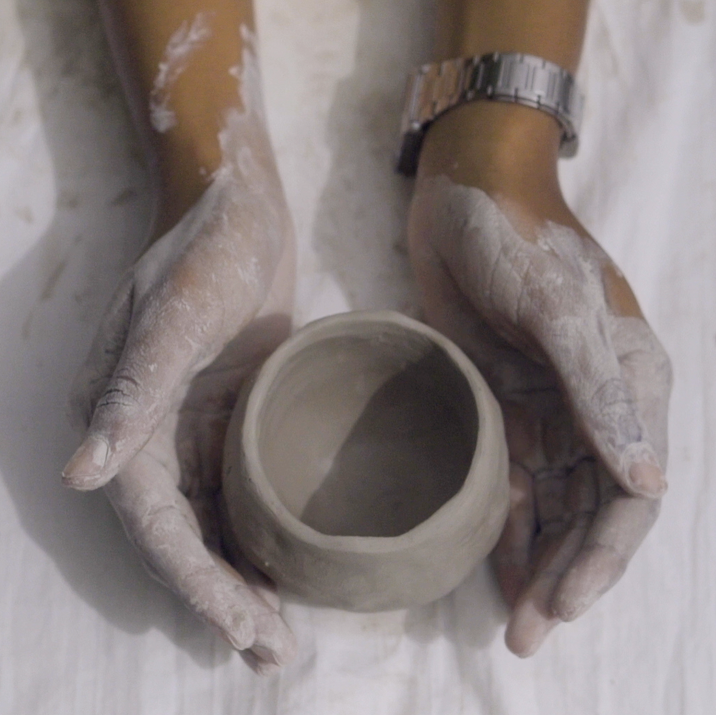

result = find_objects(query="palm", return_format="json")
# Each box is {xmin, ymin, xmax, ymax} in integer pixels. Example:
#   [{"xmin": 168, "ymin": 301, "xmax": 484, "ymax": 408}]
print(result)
[
  {"xmin": 127, "ymin": 327, "xmax": 277, "ymax": 552},
  {"xmin": 98, "ymin": 315, "xmax": 296, "ymax": 673}
]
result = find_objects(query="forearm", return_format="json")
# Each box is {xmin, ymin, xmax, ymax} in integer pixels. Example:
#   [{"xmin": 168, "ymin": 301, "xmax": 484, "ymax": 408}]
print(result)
[
  {"xmin": 99, "ymin": 0, "xmax": 261, "ymax": 239},
  {"xmin": 422, "ymin": 0, "xmax": 590, "ymax": 211},
  {"xmin": 421, "ymin": 1, "xmax": 644, "ymax": 318}
]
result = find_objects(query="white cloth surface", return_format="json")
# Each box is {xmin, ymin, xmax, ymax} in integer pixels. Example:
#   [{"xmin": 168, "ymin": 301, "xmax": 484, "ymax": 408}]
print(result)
[{"xmin": 0, "ymin": 0, "xmax": 713, "ymax": 713}]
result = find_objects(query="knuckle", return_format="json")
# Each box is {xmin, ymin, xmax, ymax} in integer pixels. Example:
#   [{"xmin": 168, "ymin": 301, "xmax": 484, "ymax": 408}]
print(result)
[
  {"xmin": 183, "ymin": 564, "xmax": 220, "ymax": 594},
  {"xmin": 653, "ymin": 342, "xmax": 674, "ymax": 392},
  {"xmin": 95, "ymin": 368, "xmax": 142, "ymax": 414},
  {"xmin": 142, "ymin": 502, "xmax": 180, "ymax": 534},
  {"xmin": 591, "ymin": 377, "xmax": 631, "ymax": 409}
]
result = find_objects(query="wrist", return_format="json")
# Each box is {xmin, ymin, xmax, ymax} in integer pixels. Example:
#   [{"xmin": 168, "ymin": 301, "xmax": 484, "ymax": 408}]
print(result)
[
  {"xmin": 417, "ymin": 102, "xmax": 586, "ymax": 236},
  {"xmin": 434, "ymin": 0, "xmax": 588, "ymax": 74},
  {"xmin": 418, "ymin": 101, "xmax": 561, "ymax": 190},
  {"xmin": 150, "ymin": 133, "xmax": 218, "ymax": 240},
  {"xmin": 149, "ymin": 113, "xmax": 275, "ymax": 242}
]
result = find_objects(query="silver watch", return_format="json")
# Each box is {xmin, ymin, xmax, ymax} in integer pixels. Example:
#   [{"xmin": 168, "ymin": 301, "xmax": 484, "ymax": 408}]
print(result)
[{"xmin": 396, "ymin": 52, "xmax": 585, "ymax": 176}]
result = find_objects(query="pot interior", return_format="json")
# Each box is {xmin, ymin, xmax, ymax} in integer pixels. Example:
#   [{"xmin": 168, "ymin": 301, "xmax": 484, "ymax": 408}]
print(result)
[{"xmin": 255, "ymin": 323, "xmax": 478, "ymax": 537}]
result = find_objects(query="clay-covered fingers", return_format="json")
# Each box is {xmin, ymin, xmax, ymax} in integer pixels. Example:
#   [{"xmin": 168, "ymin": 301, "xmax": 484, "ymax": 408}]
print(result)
[
  {"xmin": 492, "ymin": 463, "xmax": 535, "ymax": 609},
  {"xmin": 104, "ymin": 453, "xmax": 297, "ymax": 668},
  {"xmin": 505, "ymin": 521, "xmax": 588, "ymax": 657},
  {"xmin": 212, "ymin": 554, "xmax": 297, "ymax": 673},
  {"xmin": 63, "ymin": 280, "xmax": 224, "ymax": 491},
  {"xmin": 552, "ymin": 472, "xmax": 660, "ymax": 622},
  {"xmin": 532, "ymin": 304, "xmax": 668, "ymax": 500},
  {"xmin": 504, "ymin": 458, "xmax": 597, "ymax": 656}
]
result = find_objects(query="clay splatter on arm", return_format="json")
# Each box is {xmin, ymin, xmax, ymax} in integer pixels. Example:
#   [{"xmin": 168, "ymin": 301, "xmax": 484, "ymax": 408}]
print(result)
[
  {"xmin": 65, "ymin": 0, "xmax": 296, "ymax": 672},
  {"xmin": 149, "ymin": 12, "xmax": 214, "ymax": 133}
]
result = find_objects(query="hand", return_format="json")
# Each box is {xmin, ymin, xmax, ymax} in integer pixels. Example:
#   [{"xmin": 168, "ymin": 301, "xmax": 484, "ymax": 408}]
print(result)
[
  {"xmin": 408, "ymin": 103, "xmax": 672, "ymax": 657},
  {"xmin": 62, "ymin": 125, "xmax": 297, "ymax": 674}
]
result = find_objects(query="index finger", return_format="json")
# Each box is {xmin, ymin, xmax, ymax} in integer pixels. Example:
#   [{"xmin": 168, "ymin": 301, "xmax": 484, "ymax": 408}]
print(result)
[
  {"xmin": 551, "ymin": 471, "xmax": 660, "ymax": 622},
  {"xmin": 551, "ymin": 314, "xmax": 670, "ymax": 619},
  {"xmin": 62, "ymin": 277, "xmax": 223, "ymax": 491}
]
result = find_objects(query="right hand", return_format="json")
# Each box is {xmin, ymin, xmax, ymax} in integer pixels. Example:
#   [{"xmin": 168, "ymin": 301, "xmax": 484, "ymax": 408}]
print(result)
[{"xmin": 409, "ymin": 102, "xmax": 672, "ymax": 656}]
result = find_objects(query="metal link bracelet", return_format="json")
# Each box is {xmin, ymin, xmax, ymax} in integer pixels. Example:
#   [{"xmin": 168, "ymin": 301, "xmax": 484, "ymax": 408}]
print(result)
[{"xmin": 396, "ymin": 52, "xmax": 585, "ymax": 176}]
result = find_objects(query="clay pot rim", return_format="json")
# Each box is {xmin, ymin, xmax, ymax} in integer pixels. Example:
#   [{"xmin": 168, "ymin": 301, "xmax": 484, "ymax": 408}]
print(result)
[{"xmin": 242, "ymin": 309, "xmax": 500, "ymax": 555}]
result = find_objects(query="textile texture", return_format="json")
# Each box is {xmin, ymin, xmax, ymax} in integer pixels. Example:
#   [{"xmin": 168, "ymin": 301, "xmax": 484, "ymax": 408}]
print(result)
[{"xmin": 0, "ymin": 0, "xmax": 712, "ymax": 713}]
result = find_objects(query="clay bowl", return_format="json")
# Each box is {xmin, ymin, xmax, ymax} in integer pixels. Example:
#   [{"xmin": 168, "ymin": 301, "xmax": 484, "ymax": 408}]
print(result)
[{"xmin": 222, "ymin": 311, "xmax": 509, "ymax": 612}]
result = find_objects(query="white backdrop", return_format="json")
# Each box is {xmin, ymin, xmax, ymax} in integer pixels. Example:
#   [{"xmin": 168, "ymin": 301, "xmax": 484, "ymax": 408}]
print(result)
[{"xmin": 0, "ymin": 1, "xmax": 713, "ymax": 713}]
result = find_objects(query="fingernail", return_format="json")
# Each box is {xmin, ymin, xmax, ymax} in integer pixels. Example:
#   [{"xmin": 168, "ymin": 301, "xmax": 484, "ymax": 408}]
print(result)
[
  {"xmin": 62, "ymin": 435, "xmax": 110, "ymax": 488},
  {"xmin": 629, "ymin": 461, "xmax": 667, "ymax": 498},
  {"xmin": 221, "ymin": 613, "xmax": 256, "ymax": 652},
  {"xmin": 505, "ymin": 600, "xmax": 559, "ymax": 658},
  {"xmin": 251, "ymin": 645, "xmax": 280, "ymax": 666}
]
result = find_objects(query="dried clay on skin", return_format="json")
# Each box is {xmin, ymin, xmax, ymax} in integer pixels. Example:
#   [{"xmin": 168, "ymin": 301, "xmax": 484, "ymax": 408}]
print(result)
[
  {"xmin": 118, "ymin": 25, "xmax": 283, "ymax": 409},
  {"xmin": 138, "ymin": 37, "xmax": 282, "ymax": 433},
  {"xmin": 68, "ymin": 25, "xmax": 288, "ymax": 489},
  {"xmin": 64, "ymin": 24, "xmax": 298, "ymax": 667},
  {"xmin": 411, "ymin": 175, "xmax": 670, "ymax": 491},
  {"xmin": 409, "ymin": 176, "xmax": 671, "ymax": 654},
  {"xmin": 149, "ymin": 12, "xmax": 214, "ymax": 132}
]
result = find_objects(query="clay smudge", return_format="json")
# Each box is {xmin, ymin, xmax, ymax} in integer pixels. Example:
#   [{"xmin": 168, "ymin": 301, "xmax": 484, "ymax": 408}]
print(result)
[
  {"xmin": 82, "ymin": 22, "xmax": 288, "ymax": 499},
  {"xmin": 680, "ymin": 0, "xmax": 705, "ymax": 24},
  {"xmin": 413, "ymin": 176, "xmax": 670, "ymax": 489},
  {"xmin": 70, "ymin": 18, "xmax": 290, "ymax": 494},
  {"xmin": 149, "ymin": 12, "xmax": 214, "ymax": 133},
  {"xmin": 136, "ymin": 22, "xmax": 282, "ymax": 340},
  {"xmin": 66, "ymin": 20, "xmax": 296, "ymax": 662}
]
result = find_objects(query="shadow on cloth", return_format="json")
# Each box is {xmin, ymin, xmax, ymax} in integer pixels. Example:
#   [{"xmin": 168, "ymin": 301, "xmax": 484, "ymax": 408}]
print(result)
[
  {"xmin": 0, "ymin": 0, "xmax": 231, "ymax": 669},
  {"xmin": 310, "ymin": 0, "xmax": 431, "ymax": 314}
]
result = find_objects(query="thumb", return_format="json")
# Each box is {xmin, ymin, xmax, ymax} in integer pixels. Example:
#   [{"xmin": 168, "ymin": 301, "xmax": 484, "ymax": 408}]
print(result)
[
  {"xmin": 62, "ymin": 285, "xmax": 217, "ymax": 490},
  {"xmin": 534, "ymin": 306, "xmax": 667, "ymax": 499}
]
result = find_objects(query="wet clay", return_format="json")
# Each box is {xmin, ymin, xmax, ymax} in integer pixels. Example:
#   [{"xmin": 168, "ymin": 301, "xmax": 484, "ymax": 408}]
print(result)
[
  {"xmin": 263, "ymin": 333, "xmax": 476, "ymax": 538},
  {"xmin": 223, "ymin": 311, "xmax": 509, "ymax": 611}
]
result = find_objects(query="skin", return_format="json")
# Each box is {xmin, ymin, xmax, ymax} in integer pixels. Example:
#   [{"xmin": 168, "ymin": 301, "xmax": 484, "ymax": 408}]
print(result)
[
  {"xmin": 410, "ymin": 0, "xmax": 672, "ymax": 656},
  {"xmin": 62, "ymin": 0, "xmax": 672, "ymax": 672},
  {"xmin": 63, "ymin": 0, "xmax": 296, "ymax": 674}
]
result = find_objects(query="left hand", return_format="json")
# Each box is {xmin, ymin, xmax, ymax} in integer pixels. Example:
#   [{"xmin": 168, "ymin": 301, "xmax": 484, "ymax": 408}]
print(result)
[
  {"xmin": 63, "ymin": 121, "xmax": 298, "ymax": 673},
  {"xmin": 407, "ymin": 102, "xmax": 672, "ymax": 656}
]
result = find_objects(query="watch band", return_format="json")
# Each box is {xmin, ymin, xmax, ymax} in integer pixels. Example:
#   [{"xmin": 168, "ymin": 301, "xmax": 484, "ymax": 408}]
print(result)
[{"xmin": 396, "ymin": 52, "xmax": 585, "ymax": 176}]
